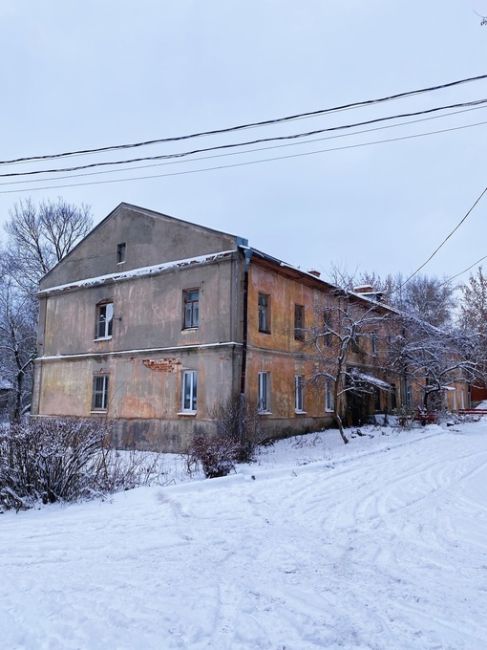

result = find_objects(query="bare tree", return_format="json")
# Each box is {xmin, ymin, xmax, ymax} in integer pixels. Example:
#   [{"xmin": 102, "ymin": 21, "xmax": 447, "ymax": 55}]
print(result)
[
  {"xmin": 0, "ymin": 197, "xmax": 92, "ymax": 421},
  {"xmin": 311, "ymin": 290, "xmax": 394, "ymax": 444},
  {"xmin": 459, "ymin": 266, "xmax": 487, "ymax": 380},
  {"xmin": 0, "ymin": 279, "xmax": 37, "ymax": 422},
  {"xmin": 4, "ymin": 197, "xmax": 92, "ymax": 292},
  {"xmin": 389, "ymin": 313, "xmax": 475, "ymax": 411}
]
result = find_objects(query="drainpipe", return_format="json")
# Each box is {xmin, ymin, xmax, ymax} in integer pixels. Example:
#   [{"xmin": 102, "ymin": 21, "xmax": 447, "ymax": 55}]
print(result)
[
  {"xmin": 240, "ymin": 248, "xmax": 252, "ymax": 396},
  {"xmin": 238, "ymin": 248, "xmax": 252, "ymax": 446}
]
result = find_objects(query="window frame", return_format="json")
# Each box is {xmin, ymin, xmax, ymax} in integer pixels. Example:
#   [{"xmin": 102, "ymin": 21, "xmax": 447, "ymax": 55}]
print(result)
[
  {"xmin": 92, "ymin": 374, "xmax": 109, "ymax": 411},
  {"xmin": 295, "ymin": 375, "xmax": 305, "ymax": 413},
  {"xmin": 181, "ymin": 370, "xmax": 198, "ymax": 413},
  {"xmin": 117, "ymin": 242, "xmax": 126, "ymax": 264},
  {"xmin": 323, "ymin": 310, "xmax": 333, "ymax": 347},
  {"xmin": 95, "ymin": 302, "xmax": 114, "ymax": 340},
  {"xmin": 325, "ymin": 379, "xmax": 335, "ymax": 412},
  {"xmin": 294, "ymin": 304, "xmax": 305, "ymax": 341},
  {"xmin": 183, "ymin": 289, "xmax": 200, "ymax": 330},
  {"xmin": 258, "ymin": 293, "xmax": 271, "ymax": 334},
  {"xmin": 258, "ymin": 371, "xmax": 271, "ymax": 413},
  {"xmin": 371, "ymin": 332, "xmax": 378, "ymax": 356}
]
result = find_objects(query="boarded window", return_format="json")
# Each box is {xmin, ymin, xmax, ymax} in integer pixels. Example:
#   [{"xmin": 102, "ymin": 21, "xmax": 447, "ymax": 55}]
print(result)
[
  {"xmin": 258, "ymin": 293, "xmax": 270, "ymax": 333},
  {"xmin": 183, "ymin": 289, "xmax": 199, "ymax": 329},
  {"xmin": 294, "ymin": 305, "xmax": 305, "ymax": 341}
]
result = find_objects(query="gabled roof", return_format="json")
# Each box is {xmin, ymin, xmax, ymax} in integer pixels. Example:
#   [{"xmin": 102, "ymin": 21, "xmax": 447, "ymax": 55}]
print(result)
[{"xmin": 40, "ymin": 202, "xmax": 248, "ymax": 285}]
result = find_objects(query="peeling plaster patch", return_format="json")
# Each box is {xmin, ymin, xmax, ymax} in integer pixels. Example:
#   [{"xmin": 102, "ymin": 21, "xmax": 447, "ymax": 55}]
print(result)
[{"xmin": 143, "ymin": 359, "xmax": 181, "ymax": 373}]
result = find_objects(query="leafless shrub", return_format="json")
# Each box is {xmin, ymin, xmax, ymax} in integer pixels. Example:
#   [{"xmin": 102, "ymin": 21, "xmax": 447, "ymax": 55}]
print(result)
[
  {"xmin": 211, "ymin": 395, "xmax": 260, "ymax": 462},
  {"xmin": 395, "ymin": 406, "xmax": 414, "ymax": 430},
  {"xmin": 186, "ymin": 432, "xmax": 240, "ymax": 479},
  {"xmin": 0, "ymin": 419, "xmax": 167, "ymax": 511},
  {"xmin": 185, "ymin": 397, "xmax": 261, "ymax": 479}
]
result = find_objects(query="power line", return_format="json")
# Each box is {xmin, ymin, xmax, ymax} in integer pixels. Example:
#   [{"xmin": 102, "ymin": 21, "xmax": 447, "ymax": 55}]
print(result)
[
  {"xmin": 400, "ymin": 186, "xmax": 487, "ymax": 288},
  {"xmin": 440, "ymin": 254, "xmax": 487, "ymax": 286},
  {"xmin": 2, "ymin": 98, "xmax": 487, "ymax": 179},
  {"xmin": 2, "ymin": 73, "xmax": 487, "ymax": 167},
  {"xmin": 0, "ymin": 117, "xmax": 484, "ymax": 196},
  {"xmin": 3, "ymin": 103, "xmax": 485, "ymax": 188}
]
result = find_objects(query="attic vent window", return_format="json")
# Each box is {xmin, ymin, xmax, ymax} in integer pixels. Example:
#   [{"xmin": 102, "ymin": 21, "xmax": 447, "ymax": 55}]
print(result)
[{"xmin": 117, "ymin": 242, "xmax": 126, "ymax": 264}]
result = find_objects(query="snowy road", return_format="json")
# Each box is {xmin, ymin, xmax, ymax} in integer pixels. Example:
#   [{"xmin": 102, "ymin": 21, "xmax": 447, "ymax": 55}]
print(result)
[{"xmin": 2, "ymin": 423, "xmax": 487, "ymax": 649}]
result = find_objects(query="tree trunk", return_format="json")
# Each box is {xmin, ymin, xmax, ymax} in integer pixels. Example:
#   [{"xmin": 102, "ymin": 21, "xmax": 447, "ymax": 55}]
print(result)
[
  {"xmin": 334, "ymin": 411, "xmax": 349, "ymax": 444},
  {"xmin": 13, "ymin": 370, "xmax": 23, "ymax": 423}
]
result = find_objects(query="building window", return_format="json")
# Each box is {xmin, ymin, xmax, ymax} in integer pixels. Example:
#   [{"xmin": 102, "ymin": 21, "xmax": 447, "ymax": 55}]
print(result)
[
  {"xmin": 92, "ymin": 375, "xmax": 109, "ymax": 411},
  {"xmin": 295, "ymin": 375, "xmax": 305, "ymax": 412},
  {"xmin": 294, "ymin": 304, "xmax": 305, "ymax": 341},
  {"xmin": 182, "ymin": 370, "xmax": 198, "ymax": 412},
  {"xmin": 389, "ymin": 383, "xmax": 397, "ymax": 411},
  {"xmin": 258, "ymin": 371, "xmax": 270, "ymax": 412},
  {"xmin": 371, "ymin": 333, "xmax": 378, "ymax": 356},
  {"xmin": 325, "ymin": 379, "xmax": 335, "ymax": 412},
  {"xmin": 258, "ymin": 293, "xmax": 270, "ymax": 333},
  {"xmin": 183, "ymin": 289, "xmax": 199, "ymax": 329},
  {"xmin": 96, "ymin": 302, "xmax": 113, "ymax": 339},
  {"xmin": 323, "ymin": 310, "xmax": 333, "ymax": 347},
  {"xmin": 117, "ymin": 242, "xmax": 126, "ymax": 264}
]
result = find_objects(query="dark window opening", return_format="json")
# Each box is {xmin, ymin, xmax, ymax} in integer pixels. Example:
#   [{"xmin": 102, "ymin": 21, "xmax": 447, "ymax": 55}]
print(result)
[
  {"xmin": 258, "ymin": 371, "xmax": 270, "ymax": 412},
  {"xmin": 183, "ymin": 289, "xmax": 199, "ymax": 329},
  {"xmin": 117, "ymin": 242, "xmax": 126, "ymax": 264},
  {"xmin": 92, "ymin": 375, "xmax": 109, "ymax": 411},
  {"xmin": 295, "ymin": 375, "xmax": 305, "ymax": 411},
  {"xmin": 258, "ymin": 293, "xmax": 270, "ymax": 333},
  {"xmin": 294, "ymin": 304, "xmax": 305, "ymax": 341},
  {"xmin": 323, "ymin": 310, "xmax": 333, "ymax": 347}
]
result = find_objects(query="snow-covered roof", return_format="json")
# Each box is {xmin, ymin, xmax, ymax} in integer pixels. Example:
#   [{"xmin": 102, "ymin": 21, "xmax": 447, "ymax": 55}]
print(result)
[
  {"xmin": 38, "ymin": 250, "xmax": 237, "ymax": 296},
  {"xmin": 351, "ymin": 371, "xmax": 392, "ymax": 391},
  {"xmin": 0, "ymin": 378, "xmax": 13, "ymax": 391}
]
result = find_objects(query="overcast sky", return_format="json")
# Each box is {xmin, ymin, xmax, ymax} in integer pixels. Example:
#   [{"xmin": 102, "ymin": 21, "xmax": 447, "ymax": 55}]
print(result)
[{"xmin": 1, "ymin": 0, "xmax": 486, "ymax": 284}]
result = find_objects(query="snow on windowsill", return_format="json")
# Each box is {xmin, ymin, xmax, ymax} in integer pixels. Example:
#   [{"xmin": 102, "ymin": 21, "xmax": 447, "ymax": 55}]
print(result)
[
  {"xmin": 258, "ymin": 411, "xmax": 272, "ymax": 416},
  {"xmin": 295, "ymin": 410, "xmax": 307, "ymax": 415},
  {"xmin": 177, "ymin": 411, "xmax": 197, "ymax": 416},
  {"xmin": 94, "ymin": 336, "xmax": 112, "ymax": 342}
]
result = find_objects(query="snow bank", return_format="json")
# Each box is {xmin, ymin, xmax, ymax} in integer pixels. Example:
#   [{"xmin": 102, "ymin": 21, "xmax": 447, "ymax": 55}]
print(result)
[{"xmin": 1, "ymin": 422, "xmax": 487, "ymax": 649}]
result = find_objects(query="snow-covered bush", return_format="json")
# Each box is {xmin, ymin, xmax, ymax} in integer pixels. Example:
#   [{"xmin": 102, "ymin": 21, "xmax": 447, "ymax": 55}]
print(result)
[{"xmin": 0, "ymin": 419, "xmax": 164, "ymax": 511}]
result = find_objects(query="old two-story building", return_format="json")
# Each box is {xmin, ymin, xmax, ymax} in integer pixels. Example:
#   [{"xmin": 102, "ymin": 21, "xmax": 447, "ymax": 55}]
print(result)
[{"xmin": 31, "ymin": 203, "xmax": 469, "ymax": 450}]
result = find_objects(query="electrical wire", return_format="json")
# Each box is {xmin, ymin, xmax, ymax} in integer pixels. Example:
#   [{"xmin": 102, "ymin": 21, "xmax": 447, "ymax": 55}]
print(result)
[
  {"xmin": 0, "ymin": 117, "xmax": 485, "ymax": 196},
  {"xmin": 2, "ymin": 73, "xmax": 487, "ymax": 166},
  {"xmin": 2, "ymin": 98, "xmax": 487, "ymax": 179},
  {"xmin": 2, "ymin": 103, "xmax": 485, "ymax": 188},
  {"xmin": 400, "ymin": 186, "xmax": 487, "ymax": 288},
  {"xmin": 440, "ymin": 254, "xmax": 487, "ymax": 286}
]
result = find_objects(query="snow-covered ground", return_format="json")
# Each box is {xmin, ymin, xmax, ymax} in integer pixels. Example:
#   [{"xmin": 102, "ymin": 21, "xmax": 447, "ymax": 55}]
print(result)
[{"xmin": 2, "ymin": 421, "xmax": 487, "ymax": 649}]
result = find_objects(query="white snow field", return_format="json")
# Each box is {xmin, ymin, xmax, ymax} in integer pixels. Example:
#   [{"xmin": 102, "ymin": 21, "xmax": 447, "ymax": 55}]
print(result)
[{"xmin": 2, "ymin": 421, "xmax": 487, "ymax": 649}]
